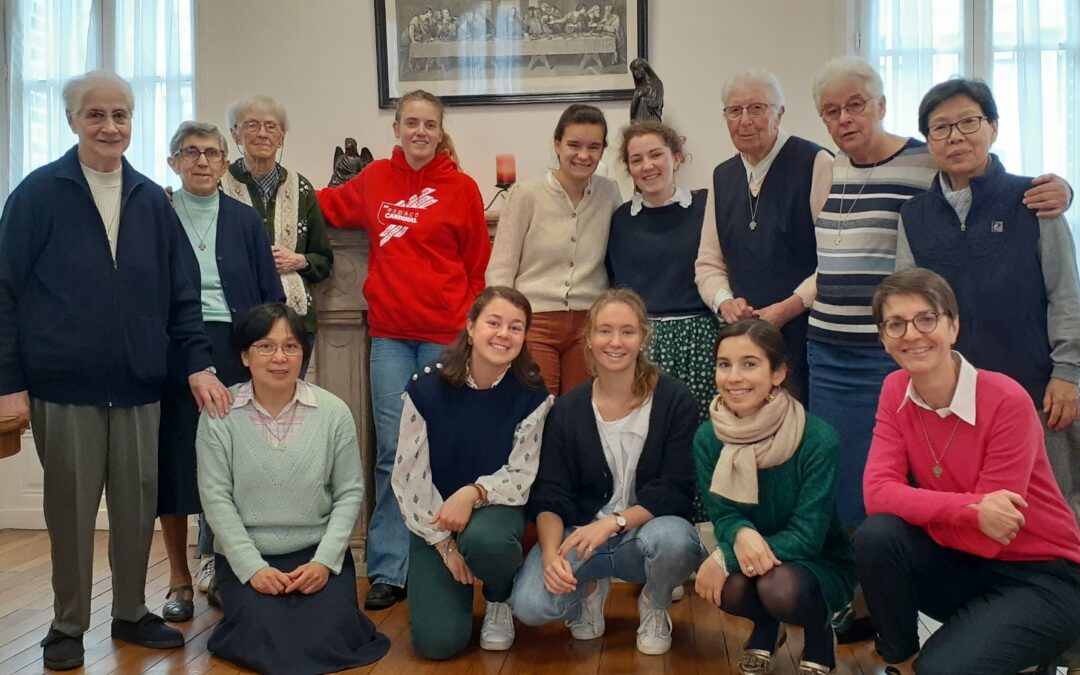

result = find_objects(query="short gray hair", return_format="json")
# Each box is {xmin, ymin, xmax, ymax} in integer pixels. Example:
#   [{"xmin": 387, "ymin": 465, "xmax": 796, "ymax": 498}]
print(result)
[
  {"xmin": 721, "ymin": 69, "xmax": 785, "ymax": 108},
  {"xmin": 812, "ymin": 56, "xmax": 883, "ymax": 110},
  {"xmin": 225, "ymin": 95, "xmax": 288, "ymax": 133},
  {"xmin": 62, "ymin": 70, "xmax": 135, "ymax": 114},
  {"xmin": 169, "ymin": 121, "xmax": 229, "ymax": 157}
]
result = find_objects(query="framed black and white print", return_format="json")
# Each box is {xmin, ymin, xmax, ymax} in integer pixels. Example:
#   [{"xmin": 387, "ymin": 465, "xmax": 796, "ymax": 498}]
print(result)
[{"xmin": 374, "ymin": 0, "xmax": 648, "ymax": 107}]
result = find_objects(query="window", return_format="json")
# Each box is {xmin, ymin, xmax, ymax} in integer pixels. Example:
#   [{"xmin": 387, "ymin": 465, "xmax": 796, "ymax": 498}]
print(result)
[
  {"xmin": 2, "ymin": 0, "xmax": 194, "ymax": 200},
  {"xmin": 862, "ymin": 0, "xmax": 1080, "ymax": 232}
]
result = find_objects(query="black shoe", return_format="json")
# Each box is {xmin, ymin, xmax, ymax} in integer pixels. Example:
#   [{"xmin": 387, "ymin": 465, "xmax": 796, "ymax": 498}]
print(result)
[
  {"xmin": 162, "ymin": 584, "xmax": 195, "ymax": 622},
  {"xmin": 364, "ymin": 582, "xmax": 406, "ymax": 610},
  {"xmin": 111, "ymin": 613, "xmax": 184, "ymax": 648},
  {"xmin": 833, "ymin": 612, "xmax": 876, "ymax": 644},
  {"xmin": 40, "ymin": 629, "xmax": 83, "ymax": 670},
  {"xmin": 206, "ymin": 575, "xmax": 222, "ymax": 609}
]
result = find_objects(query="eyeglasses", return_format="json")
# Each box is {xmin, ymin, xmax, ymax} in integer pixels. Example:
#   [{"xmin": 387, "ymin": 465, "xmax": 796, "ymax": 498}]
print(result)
[
  {"xmin": 81, "ymin": 109, "xmax": 132, "ymax": 126},
  {"xmin": 722, "ymin": 103, "xmax": 775, "ymax": 120},
  {"xmin": 820, "ymin": 97, "xmax": 873, "ymax": 122},
  {"xmin": 237, "ymin": 120, "xmax": 281, "ymax": 134},
  {"xmin": 174, "ymin": 146, "xmax": 226, "ymax": 164},
  {"xmin": 927, "ymin": 116, "xmax": 989, "ymax": 141},
  {"xmin": 251, "ymin": 341, "xmax": 303, "ymax": 357},
  {"xmin": 879, "ymin": 311, "xmax": 947, "ymax": 339}
]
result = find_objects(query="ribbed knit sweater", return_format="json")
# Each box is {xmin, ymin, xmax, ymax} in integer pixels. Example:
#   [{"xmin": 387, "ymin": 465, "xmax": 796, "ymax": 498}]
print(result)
[
  {"xmin": 196, "ymin": 384, "xmax": 364, "ymax": 583},
  {"xmin": 487, "ymin": 173, "xmax": 621, "ymax": 312},
  {"xmin": 865, "ymin": 368, "xmax": 1080, "ymax": 564}
]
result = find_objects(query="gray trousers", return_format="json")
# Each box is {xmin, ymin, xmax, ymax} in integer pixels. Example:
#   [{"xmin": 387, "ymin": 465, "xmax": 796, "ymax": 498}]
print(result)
[
  {"xmin": 1044, "ymin": 413, "xmax": 1080, "ymax": 668},
  {"xmin": 31, "ymin": 399, "xmax": 160, "ymax": 636}
]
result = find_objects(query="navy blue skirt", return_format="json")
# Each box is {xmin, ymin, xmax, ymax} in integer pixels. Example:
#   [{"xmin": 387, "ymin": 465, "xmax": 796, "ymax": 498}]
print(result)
[{"xmin": 209, "ymin": 546, "xmax": 390, "ymax": 674}]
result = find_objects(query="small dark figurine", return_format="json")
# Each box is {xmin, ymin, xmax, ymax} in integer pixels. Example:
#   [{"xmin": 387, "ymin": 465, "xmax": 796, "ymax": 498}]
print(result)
[
  {"xmin": 328, "ymin": 138, "xmax": 374, "ymax": 187},
  {"xmin": 629, "ymin": 58, "xmax": 664, "ymax": 123}
]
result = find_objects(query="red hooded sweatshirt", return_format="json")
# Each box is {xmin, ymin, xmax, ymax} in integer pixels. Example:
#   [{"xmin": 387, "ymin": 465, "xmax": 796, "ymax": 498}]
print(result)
[{"xmin": 317, "ymin": 147, "xmax": 490, "ymax": 344}]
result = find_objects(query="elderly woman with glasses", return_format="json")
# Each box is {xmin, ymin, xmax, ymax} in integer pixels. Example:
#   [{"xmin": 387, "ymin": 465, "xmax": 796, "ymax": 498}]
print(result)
[
  {"xmin": 157, "ymin": 121, "xmax": 285, "ymax": 623},
  {"xmin": 695, "ymin": 69, "xmax": 833, "ymax": 406},
  {"xmin": 220, "ymin": 95, "xmax": 333, "ymax": 377},
  {"xmin": 857, "ymin": 268, "xmax": 1080, "ymax": 675},
  {"xmin": 197, "ymin": 303, "xmax": 390, "ymax": 674},
  {"xmin": 895, "ymin": 79, "xmax": 1080, "ymax": 670}
]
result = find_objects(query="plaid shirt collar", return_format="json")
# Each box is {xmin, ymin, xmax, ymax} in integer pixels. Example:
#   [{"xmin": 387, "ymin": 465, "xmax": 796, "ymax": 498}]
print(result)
[
  {"xmin": 237, "ymin": 160, "xmax": 281, "ymax": 207},
  {"xmin": 232, "ymin": 379, "xmax": 318, "ymax": 415}
]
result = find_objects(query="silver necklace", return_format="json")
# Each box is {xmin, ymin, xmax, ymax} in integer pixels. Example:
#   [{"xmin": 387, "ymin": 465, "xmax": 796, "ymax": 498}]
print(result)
[
  {"xmin": 833, "ymin": 160, "xmax": 880, "ymax": 246},
  {"xmin": 177, "ymin": 192, "xmax": 220, "ymax": 251},
  {"xmin": 916, "ymin": 407, "xmax": 962, "ymax": 479},
  {"xmin": 747, "ymin": 179, "xmax": 761, "ymax": 231}
]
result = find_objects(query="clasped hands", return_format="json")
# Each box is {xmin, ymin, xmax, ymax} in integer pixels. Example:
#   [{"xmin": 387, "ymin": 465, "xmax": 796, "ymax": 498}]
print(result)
[
  {"xmin": 542, "ymin": 517, "xmax": 620, "ymax": 595},
  {"xmin": 250, "ymin": 561, "xmax": 329, "ymax": 596},
  {"xmin": 969, "ymin": 489, "xmax": 1028, "ymax": 546}
]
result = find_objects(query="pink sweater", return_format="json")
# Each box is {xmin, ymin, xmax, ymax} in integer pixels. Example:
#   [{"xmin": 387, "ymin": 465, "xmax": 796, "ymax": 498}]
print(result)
[{"xmin": 865, "ymin": 368, "xmax": 1080, "ymax": 564}]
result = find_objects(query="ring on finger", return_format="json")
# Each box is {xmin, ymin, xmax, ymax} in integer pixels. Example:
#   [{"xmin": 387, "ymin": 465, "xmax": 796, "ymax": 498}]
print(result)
[{"xmin": 746, "ymin": 564, "xmax": 755, "ymax": 574}]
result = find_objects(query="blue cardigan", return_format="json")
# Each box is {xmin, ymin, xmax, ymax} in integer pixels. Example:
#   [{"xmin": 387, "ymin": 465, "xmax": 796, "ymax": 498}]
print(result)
[
  {"xmin": 526, "ymin": 374, "xmax": 698, "ymax": 525},
  {"xmin": 0, "ymin": 145, "xmax": 212, "ymax": 406}
]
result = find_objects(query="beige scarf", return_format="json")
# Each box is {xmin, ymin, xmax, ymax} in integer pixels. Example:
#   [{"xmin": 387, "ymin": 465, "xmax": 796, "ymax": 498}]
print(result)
[{"xmin": 708, "ymin": 389, "xmax": 805, "ymax": 505}]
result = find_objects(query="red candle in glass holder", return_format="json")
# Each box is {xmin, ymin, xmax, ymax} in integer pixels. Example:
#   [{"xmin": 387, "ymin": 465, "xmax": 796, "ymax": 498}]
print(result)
[{"xmin": 496, "ymin": 154, "xmax": 516, "ymax": 188}]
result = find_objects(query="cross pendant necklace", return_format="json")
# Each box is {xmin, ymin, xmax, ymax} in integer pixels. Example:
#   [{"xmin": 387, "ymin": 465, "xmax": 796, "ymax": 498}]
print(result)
[
  {"xmin": 916, "ymin": 407, "xmax": 961, "ymax": 478},
  {"xmin": 747, "ymin": 177, "xmax": 761, "ymax": 231}
]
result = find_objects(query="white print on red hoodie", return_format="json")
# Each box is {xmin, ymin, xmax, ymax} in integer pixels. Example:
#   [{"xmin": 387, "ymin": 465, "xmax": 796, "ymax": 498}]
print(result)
[{"xmin": 377, "ymin": 187, "xmax": 439, "ymax": 246}]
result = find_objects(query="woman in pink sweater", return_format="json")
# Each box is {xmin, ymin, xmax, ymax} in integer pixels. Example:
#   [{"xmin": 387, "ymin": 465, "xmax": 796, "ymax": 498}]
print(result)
[{"xmin": 857, "ymin": 268, "xmax": 1080, "ymax": 675}]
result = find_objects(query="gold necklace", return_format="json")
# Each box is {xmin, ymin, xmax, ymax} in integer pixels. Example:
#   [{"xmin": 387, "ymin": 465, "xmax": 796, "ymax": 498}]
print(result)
[
  {"xmin": 833, "ymin": 159, "xmax": 880, "ymax": 246},
  {"xmin": 916, "ymin": 407, "xmax": 962, "ymax": 479}
]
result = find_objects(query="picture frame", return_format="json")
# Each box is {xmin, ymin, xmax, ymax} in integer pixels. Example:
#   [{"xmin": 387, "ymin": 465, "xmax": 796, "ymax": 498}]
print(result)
[{"xmin": 374, "ymin": 1, "xmax": 648, "ymax": 108}]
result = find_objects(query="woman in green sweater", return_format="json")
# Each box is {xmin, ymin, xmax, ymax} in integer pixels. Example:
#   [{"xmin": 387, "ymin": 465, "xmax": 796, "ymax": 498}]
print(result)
[
  {"xmin": 693, "ymin": 319, "xmax": 854, "ymax": 675},
  {"xmin": 196, "ymin": 304, "xmax": 389, "ymax": 674}
]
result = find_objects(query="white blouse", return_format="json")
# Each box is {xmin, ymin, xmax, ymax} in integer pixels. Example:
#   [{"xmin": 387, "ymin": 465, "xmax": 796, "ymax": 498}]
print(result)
[{"xmin": 592, "ymin": 396, "xmax": 653, "ymax": 520}]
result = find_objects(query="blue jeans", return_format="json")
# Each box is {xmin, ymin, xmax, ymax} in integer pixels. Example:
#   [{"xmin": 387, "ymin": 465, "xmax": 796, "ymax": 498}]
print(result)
[
  {"xmin": 807, "ymin": 339, "xmax": 897, "ymax": 529},
  {"xmin": 367, "ymin": 337, "xmax": 447, "ymax": 587},
  {"xmin": 511, "ymin": 516, "xmax": 705, "ymax": 626}
]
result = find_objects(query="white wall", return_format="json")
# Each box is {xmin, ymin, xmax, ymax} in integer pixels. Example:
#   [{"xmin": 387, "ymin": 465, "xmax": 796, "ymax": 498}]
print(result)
[{"xmin": 195, "ymin": 0, "xmax": 852, "ymax": 203}]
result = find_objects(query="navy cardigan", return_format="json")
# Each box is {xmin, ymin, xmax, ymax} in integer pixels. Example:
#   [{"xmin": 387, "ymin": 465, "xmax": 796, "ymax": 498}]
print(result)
[
  {"xmin": 0, "ymin": 145, "xmax": 212, "ymax": 406},
  {"xmin": 526, "ymin": 374, "xmax": 698, "ymax": 526},
  {"xmin": 165, "ymin": 193, "xmax": 285, "ymax": 383}
]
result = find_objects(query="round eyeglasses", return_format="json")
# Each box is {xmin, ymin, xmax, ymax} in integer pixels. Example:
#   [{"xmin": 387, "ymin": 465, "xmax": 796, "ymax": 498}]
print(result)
[
  {"xmin": 722, "ymin": 103, "xmax": 775, "ymax": 120},
  {"xmin": 174, "ymin": 146, "xmax": 226, "ymax": 164},
  {"xmin": 251, "ymin": 342, "xmax": 303, "ymax": 357},
  {"xmin": 879, "ymin": 311, "xmax": 947, "ymax": 339},
  {"xmin": 238, "ymin": 120, "xmax": 281, "ymax": 134},
  {"xmin": 926, "ymin": 116, "xmax": 988, "ymax": 141}
]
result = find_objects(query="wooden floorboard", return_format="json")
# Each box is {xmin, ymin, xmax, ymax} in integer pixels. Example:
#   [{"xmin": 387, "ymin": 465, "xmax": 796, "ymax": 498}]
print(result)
[{"xmin": 0, "ymin": 529, "xmax": 897, "ymax": 674}]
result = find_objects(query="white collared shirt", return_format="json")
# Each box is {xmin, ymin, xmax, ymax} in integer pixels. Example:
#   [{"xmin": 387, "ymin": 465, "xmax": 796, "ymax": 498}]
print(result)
[
  {"xmin": 740, "ymin": 129, "xmax": 791, "ymax": 195},
  {"xmin": 629, "ymin": 184, "xmax": 693, "ymax": 216},
  {"xmin": 898, "ymin": 351, "xmax": 978, "ymax": 424}
]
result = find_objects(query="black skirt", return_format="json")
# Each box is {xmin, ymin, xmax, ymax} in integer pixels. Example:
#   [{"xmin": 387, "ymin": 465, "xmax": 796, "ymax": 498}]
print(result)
[
  {"xmin": 157, "ymin": 321, "xmax": 248, "ymax": 516},
  {"xmin": 209, "ymin": 547, "xmax": 390, "ymax": 675}
]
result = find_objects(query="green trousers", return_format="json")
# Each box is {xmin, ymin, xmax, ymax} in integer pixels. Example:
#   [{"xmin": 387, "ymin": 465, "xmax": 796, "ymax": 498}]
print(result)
[{"xmin": 407, "ymin": 505, "xmax": 524, "ymax": 660}]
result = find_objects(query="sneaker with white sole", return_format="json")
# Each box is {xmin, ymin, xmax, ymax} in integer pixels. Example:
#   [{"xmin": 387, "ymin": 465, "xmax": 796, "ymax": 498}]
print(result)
[
  {"xmin": 567, "ymin": 577, "xmax": 609, "ymax": 640},
  {"xmin": 671, "ymin": 584, "xmax": 686, "ymax": 602},
  {"xmin": 193, "ymin": 557, "xmax": 214, "ymax": 594},
  {"xmin": 479, "ymin": 601, "xmax": 515, "ymax": 651},
  {"xmin": 636, "ymin": 590, "xmax": 673, "ymax": 655}
]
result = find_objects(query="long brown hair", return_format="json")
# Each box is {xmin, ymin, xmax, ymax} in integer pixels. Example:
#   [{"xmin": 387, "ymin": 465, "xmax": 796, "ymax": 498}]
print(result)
[
  {"xmin": 582, "ymin": 288, "xmax": 660, "ymax": 399},
  {"xmin": 439, "ymin": 286, "xmax": 545, "ymax": 389}
]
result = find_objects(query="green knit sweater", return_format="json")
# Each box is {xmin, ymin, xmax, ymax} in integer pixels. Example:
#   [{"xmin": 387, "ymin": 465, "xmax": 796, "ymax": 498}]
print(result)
[
  {"xmin": 196, "ymin": 384, "xmax": 362, "ymax": 583},
  {"xmin": 225, "ymin": 161, "xmax": 334, "ymax": 334},
  {"xmin": 693, "ymin": 413, "xmax": 856, "ymax": 614}
]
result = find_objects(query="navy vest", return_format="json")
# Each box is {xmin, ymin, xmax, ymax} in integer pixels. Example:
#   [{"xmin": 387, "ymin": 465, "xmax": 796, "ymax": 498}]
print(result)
[
  {"xmin": 606, "ymin": 189, "xmax": 710, "ymax": 316},
  {"xmin": 899, "ymin": 156, "xmax": 1050, "ymax": 403},
  {"xmin": 406, "ymin": 363, "xmax": 549, "ymax": 499}
]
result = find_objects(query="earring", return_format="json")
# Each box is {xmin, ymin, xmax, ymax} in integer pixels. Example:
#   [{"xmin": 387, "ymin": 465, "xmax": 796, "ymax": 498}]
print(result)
[
  {"xmin": 467, "ymin": 336, "xmax": 473, "ymax": 345},
  {"xmin": 766, "ymin": 388, "xmax": 778, "ymax": 403}
]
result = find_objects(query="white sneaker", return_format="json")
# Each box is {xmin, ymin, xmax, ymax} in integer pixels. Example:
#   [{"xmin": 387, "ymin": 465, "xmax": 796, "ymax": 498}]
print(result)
[
  {"xmin": 671, "ymin": 584, "xmax": 686, "ymax": 602},
  {"xmin": 193, "ymin": 557, "xmax": 214, "ymax": 594},
  {"xmin": 636, "ymin": 590, "xmax": 673, "ymax": 655},
  {"xmin": 479, "ymin": 601, "xmax": 515, "ymax": 651},
  {"xmin": 567, "ymin": 577, "xmax": 609, "ymax": 640}
]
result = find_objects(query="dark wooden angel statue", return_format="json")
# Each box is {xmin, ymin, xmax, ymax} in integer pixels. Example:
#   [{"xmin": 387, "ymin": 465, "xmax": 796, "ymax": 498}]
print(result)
[
  {"xmin": 629, "ymin": 58, "xmax": 664, "ymax": 122},
  {"xmin": 328, "ymin": 138, "xmax": 374, "ymax": 187}
]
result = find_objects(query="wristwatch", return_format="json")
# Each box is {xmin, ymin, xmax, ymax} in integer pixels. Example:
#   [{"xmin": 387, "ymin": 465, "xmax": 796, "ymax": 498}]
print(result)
[
  {"xmin": 204, "ymin": 365, "xmax": 218, "ymax": 375},
  {"xmin": 612, "ymin": 511, "xmax": 627, "ymax": 534}
]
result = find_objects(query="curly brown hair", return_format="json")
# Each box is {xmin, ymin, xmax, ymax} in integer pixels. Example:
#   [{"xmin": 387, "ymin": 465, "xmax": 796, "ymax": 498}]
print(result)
[{"xmin": 617, "ymin": 120, "xmax": 685, "ymax": 169}]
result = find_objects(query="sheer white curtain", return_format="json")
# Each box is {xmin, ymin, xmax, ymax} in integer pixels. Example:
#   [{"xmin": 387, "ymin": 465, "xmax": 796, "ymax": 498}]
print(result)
[
  {"xmin": 2, "ymin": 0, "xmax": 193, "ymax": 203},
  {"xmin": 864, "ymin": 0, "xmax": 1079, "ymax": 237}
]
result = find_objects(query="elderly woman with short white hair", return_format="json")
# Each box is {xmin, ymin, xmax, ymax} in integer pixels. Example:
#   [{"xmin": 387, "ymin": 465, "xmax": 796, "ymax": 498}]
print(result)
[
  {"xmin": 221, "ymin": 95, "xmax": 333, "ymax": 377},
  {"xmin": 158, "ymin": 120, "xmax": 284, "ymax": 623}
]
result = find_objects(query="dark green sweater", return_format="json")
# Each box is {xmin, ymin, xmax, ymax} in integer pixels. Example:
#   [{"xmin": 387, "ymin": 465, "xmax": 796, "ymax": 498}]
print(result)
[
  {"xmin": 693, "ymin": 413, "xmax": 855, "ymax": 614},
  {"xmin": 226, "ymin": 161, "xmax": 333, "ymax": 334}
]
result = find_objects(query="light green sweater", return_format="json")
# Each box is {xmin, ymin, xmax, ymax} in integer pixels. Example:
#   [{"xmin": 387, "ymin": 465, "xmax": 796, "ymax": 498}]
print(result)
[{"xmin": 196, "ymin": 384, "xmax": 363, "ymax": 583}]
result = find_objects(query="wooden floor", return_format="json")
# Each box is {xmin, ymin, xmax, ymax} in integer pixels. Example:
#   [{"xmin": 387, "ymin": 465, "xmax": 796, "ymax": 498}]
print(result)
[{"xmin": 0, "ymin": 529, "xmax": 898, "ymax": 674}]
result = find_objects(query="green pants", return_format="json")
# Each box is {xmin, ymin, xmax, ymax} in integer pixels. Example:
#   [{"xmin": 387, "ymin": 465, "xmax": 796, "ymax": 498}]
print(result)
[{"xmin": 407, "ymin": 505, "xmax": 524, "ymax": 660}]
